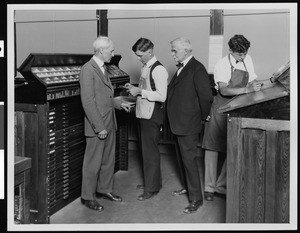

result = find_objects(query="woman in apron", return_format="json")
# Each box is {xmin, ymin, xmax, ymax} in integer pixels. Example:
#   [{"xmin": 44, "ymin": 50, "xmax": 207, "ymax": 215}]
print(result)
[{"xmin": 202, "ymin": 35, "xmax": 273, "ymax": 201}]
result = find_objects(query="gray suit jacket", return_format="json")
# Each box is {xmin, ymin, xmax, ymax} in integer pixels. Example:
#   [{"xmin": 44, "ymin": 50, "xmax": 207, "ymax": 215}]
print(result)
[{"xmin": 79, "ymin": 58, "xmax": 122, "ymax": 136}]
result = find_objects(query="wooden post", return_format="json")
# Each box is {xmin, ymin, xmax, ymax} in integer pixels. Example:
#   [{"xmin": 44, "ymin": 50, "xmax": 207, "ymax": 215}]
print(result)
[
  {"xmin": 210, "ymin": 9, "xmax": 224, "ymax": 35},
  {"xmin": 96, "ymin": 10, "xmax": 108, "ymax": 37},
  {"xmin": 208, "ymin": 9, "xmax": 224, "ymax": 74}
]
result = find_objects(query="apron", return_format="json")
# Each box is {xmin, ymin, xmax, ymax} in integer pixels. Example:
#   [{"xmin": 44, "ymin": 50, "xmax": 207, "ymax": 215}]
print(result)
[{"xmin": 202, "ymin": 55, "xmax": 249, "ymax": 153}]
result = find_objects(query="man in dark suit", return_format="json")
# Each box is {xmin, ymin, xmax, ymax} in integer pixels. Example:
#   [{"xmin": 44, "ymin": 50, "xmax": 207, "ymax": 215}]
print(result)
[
  {"xmin": 166, "ymin": 37, "xmax": 213, "ymax": 214},
  {"xmin": 79, "ymin": 36, "xmax": 132, "ymax": 211}
]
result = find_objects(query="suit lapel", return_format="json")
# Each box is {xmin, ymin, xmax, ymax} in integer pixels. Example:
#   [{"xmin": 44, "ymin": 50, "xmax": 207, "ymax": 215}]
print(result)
[
  {"xmin": 169, "ymin": 57, "xmax": 195, "ymax": 89},
  {"xmin": 90, "ymin": 59, "xmax": 113, "ymax": 91}
]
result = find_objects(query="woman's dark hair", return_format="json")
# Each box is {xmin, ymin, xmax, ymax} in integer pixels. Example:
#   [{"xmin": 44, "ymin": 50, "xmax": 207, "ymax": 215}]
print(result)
[
  {"xmin": 132, "ymin": 38, "xmax": 154, "ymax": 52},
  {"xmin": 228, "ymin": 35, "xmax": 250, "ymax": 53}
]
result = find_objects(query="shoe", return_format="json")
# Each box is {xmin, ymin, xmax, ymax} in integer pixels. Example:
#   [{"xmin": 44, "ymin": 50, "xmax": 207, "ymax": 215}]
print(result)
[
  {"xmin": 97, "ymin": 192, "xmax": 122, "ymax": 202},
  {"xmin": 172, "ymin": 188, "xmax": 187, "ymax": 196},
  {"xmin": 137, "ymin": 191, "xmax": 158, "ymax": 201},
  {"xmin": 136, "ymin": 184, "xmax": 145, "ymax": 189},
  {"xmin": 183, "ymin": 200, "xmax": 203, "ymax": 214},
  {"xmin": 214, "ymin": 192, "xmax": 226, "ymax": 199},
  {"xmin": 81, "ymin": 199, "xmax": 104, "ymax": 212},
  {"xmin": 204, "ymin": 191, "xmax": 214, "ymax": 201}
]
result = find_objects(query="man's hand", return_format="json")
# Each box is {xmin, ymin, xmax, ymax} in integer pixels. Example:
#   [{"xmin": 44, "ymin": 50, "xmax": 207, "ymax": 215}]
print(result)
[
  {"xmin": 124, "ymin": 83, "xmax": 134, "ymax": 90},
  {"xmin": 246, "ymin": 80, "xmax": 263, "ymax": 93},
  {"xmin": 121, "ymin": 102, "xmax": 134, "ymax": 112},
  {"xmin": 124, "ymin": 83, "xmax": 142, "ymax": 96},
  {"xmin": 128, "ymin": 86, "xmax": 142, "ymax": 96},
  {"xmin": 97, "ymin": 129, "xmax": 108, "ymax": 140}
]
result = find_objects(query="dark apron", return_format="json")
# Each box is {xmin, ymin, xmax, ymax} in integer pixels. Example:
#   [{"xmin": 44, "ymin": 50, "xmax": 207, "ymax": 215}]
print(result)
[{"xmin": 202, "ymin": 55, "xmax": 249, "ymax": 153}]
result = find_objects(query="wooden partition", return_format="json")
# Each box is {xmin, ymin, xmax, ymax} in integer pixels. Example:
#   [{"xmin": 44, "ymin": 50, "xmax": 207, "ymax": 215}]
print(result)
[{"xmin": 226, "ymin": 117, "xmax": 290, "ymax": 223}]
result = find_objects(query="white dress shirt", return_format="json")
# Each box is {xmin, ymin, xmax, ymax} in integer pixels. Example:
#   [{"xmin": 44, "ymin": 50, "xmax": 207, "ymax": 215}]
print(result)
[
  {"xmin": 141, "ymin": 56, "xmax": 168, "ymax": 102},
  {"xmin": 177, "ymin": 55, "xmax": 193, "ymax": 76},
  {"xmin": 92, "ymin": 55, "xmax": 105, "ymax": 74},
  {"xmin": 214, "ymin": 53, "xmax": 257, "ymax": 89}
]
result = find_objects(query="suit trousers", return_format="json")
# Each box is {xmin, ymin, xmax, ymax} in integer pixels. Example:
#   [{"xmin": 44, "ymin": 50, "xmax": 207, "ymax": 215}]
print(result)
[
  {"xmin": 138, "ymin": 104, "xmax": 163, "ymax": 193},
  {"xmin": 176, "ymin": 133, "xmax": 203, "ymax": 202},
  {"xmin": 81, "ymin": 130, "xmax": 116, "ymax": 200}
]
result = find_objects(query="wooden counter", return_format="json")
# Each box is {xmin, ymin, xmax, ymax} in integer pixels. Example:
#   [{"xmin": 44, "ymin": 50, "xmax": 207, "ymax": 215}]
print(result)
[{"xmin": 221, "ymin": 80, "xmax": 290, "ymax": 223}]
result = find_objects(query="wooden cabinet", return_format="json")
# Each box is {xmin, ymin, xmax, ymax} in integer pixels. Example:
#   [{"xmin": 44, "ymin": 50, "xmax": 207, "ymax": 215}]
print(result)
[
  {"xmin": 219, "ymin": 74, "xmax": 290, "ymax": 223},
  {"xmin": 15, "ymin": 100, "xmax": 85, "ymax": 223},
  {"xmin": 226, "ymin": 117, "xmax": 289, "ymax": 223},
  {"xmin": 14, "ymin": 156, "xmax": 31, "ymax": 224},
  {"xmin": 15, "ymin": 54, "xmax": 130, "ymax": 223}
]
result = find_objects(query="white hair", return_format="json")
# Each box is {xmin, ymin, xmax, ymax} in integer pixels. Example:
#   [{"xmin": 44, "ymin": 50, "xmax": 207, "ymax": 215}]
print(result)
[
  {"xmin": 93, "ymin": 36, "xmax": 113, "ymax": 53},
  {"xmin": 170, "ymin": 37, "xmax": 193, "ymax": 52}
]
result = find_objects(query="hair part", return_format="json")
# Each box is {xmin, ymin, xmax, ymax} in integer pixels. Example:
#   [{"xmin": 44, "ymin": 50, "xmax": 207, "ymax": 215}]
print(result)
[
  {"xmin": 132, "ymin": 38, "xmax": 154, "ymax": 52},
  {"xmin": 228, "ymin": 35, "xmax": 250, "ymax": 53}
]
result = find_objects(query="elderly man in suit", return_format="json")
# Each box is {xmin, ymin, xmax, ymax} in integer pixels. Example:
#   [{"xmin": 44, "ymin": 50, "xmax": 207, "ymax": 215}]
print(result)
[
  {"xmin": 166, "ymin": 37, "xmax": 213, "ymax": 214},
  {"xmin": 79, "ymin": 36, "xmax": 132, "ymax": 211}
]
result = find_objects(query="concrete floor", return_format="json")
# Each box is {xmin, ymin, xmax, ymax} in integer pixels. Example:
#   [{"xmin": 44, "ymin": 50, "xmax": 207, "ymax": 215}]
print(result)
[{"xmin": 50, "ymin": 148, "xmax": 226, "ymax": 230}]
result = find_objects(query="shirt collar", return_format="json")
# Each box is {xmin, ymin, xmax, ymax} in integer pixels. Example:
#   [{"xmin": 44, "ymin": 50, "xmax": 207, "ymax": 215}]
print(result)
[
  {"xmin": 229, "ymin": 53, "xmax": 246, "ymax": 64},
  {"xmin": 145, "ymin": 56, "xmax": 157, "ymax": 68},
  {"xmin": 93, "ymin": 55, "xmax": 105, "ymax": 69},
  {"xmin": 181, "ymin": 55, "xmax": 193, "ymax": 67}
]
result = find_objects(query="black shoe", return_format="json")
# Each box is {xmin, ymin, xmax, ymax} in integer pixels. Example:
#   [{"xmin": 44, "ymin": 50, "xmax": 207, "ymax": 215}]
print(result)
[
  {"xmin": 136, "ymin": 184, "xmax": 145, "ymax": 189},
  {"xmin": 97, "ymin": 192, "xmax": 122, "ymax": 202},
  {"xmin": 81, "ymin": 199, "xmax": 104, "ymax": 212},
  {"xmin": 204, "ymin": 191, "xmax": 214, "ymax": 201},
  {"xmin": 183, "ymin": 200, "xmax": 203, "ymax": 214},
  {"xmin": 137, "ymin": 191, "xmax": 158, "ymax": 201},
  {"xmin": 172, "ymin": 188, "xmax": 188, "ymax": 196},
  {"xmin": 214, "ymin": 192, "xmax": 226, "ymax": 199}
]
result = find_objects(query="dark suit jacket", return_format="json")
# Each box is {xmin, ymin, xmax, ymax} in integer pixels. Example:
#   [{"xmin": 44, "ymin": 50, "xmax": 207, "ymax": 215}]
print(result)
[
  {"xmin": 79, "ymin": 58, "xmax": 122, "ymax": 137},
  {"xmin": 166, "ymin": 57, "xmax": 213, "ymax": 135}
]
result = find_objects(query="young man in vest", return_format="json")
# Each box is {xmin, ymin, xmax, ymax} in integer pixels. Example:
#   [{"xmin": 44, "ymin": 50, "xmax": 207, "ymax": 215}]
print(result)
[{"xmin": 125, "ymin": 38, "xmax": 168, "ymax": 201}]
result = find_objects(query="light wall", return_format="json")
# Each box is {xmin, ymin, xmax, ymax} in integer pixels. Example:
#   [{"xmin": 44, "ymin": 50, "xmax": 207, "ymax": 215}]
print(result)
[
  {"xmin": 15, "ymin": 10, "xmax": 97, "ymax": 72},
  {"xmin": 14, "ymin": 8, "xmax": 290, "ymax": 83},
  {"xmin": 108, "ymin": 10, "xmax": 210, "ymax": 84},
  {"xmin": 223, "ymin": 9, "xmax": 290, "ymax": 80},
  {"xmin": 108, "ymin": 9, "xmax": 290, "ymax": 83}
]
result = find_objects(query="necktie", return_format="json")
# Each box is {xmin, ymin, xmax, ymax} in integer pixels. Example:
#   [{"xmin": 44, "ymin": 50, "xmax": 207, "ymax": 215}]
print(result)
[
  {"xmin": 102, "ymin": 64, "xmax": 109, "ymax": 82},
  {"xmin": 102, "ymin": 64, "xmax": 106, "ymax": 74},
  {"xmin": 176, "ymin": 62, "xmax": 184, "ymax": 68}
]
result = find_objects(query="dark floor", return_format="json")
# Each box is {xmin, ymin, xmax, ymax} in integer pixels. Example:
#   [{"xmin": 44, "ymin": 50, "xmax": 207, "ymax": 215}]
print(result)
[{"xmin": 50, "ymin": 147, "xmax": 226, "ymax": 227}]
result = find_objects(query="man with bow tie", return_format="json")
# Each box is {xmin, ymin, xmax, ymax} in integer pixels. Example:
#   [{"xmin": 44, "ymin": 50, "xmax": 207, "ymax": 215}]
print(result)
[{"xmin": 166, "ymin": 37, "xmax": 213, "ymax": 214}]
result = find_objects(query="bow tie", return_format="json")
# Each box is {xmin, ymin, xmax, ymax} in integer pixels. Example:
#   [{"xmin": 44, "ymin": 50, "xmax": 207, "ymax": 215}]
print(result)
[{"xmin": 176, "ymin": 62, "xmax": 184, "ymax": 68}]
